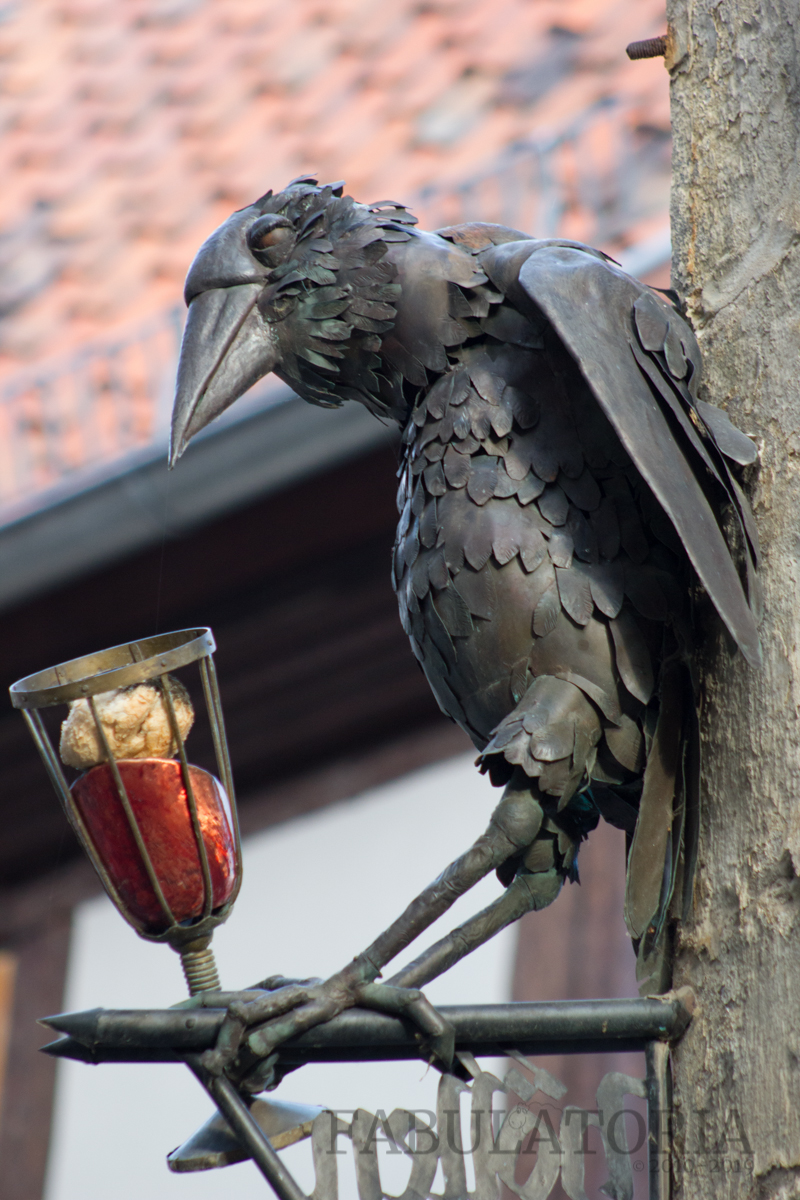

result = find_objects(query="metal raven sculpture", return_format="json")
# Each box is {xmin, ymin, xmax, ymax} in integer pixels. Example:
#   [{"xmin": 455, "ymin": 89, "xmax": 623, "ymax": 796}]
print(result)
[{"xmin": 171, "ymin": 176, "xmax": 760, "ymax": 1088}]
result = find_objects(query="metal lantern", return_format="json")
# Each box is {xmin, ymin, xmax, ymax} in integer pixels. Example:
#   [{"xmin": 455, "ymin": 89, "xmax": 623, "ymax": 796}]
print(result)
[{"xmin": 9, "ymin": 628, "xmax": 241, "ymax": 995}]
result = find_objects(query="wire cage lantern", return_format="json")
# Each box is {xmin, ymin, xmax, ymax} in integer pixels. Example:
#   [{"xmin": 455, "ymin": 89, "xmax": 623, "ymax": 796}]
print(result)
[{"xmin": 9, "ymin": 628, "xmax": 241, "ymax": 995}]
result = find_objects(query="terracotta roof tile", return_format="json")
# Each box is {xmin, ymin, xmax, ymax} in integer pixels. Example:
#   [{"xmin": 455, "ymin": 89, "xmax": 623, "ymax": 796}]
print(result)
[{"xmin": 0, "ymin": 0, "xmax": 671, "ymax": 507}]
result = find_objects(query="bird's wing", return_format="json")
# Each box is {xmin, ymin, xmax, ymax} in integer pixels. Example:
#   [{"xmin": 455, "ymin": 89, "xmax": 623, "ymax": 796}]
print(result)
[{"xmin": 479, "ymin": 239, "xmax": 762, "ymax": 668}]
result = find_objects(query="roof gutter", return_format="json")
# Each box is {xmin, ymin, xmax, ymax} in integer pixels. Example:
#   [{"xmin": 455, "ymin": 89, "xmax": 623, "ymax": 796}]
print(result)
[{"xmin": 0, "ymin": 381, "xmax": 390, "ymax": 613}]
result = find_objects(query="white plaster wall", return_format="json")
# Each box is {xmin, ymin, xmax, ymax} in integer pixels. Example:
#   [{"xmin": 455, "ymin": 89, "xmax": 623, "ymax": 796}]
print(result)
[{"xmin": 44, "ymin": 752, "xmax": 516, "ymax": 1200}]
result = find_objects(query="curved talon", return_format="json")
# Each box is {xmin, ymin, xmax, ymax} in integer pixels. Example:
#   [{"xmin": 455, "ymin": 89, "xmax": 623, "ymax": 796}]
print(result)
[
  {"xmin": 409, "ymin": 998, "xmax": 455, "ymax": 1071},
  {"xmin": 358, "ymin": 981, "xmax": 455, "ymax": 1071}
]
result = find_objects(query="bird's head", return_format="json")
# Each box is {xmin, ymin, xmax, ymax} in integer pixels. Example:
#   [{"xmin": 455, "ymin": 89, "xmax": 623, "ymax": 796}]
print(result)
[
  {"xmin": 171, "ymin": 177, "xmax": 496, "ymax": 464},
  {"xmin": 170, "ymin": 177, "xmax": 423, "ymax": 465}
]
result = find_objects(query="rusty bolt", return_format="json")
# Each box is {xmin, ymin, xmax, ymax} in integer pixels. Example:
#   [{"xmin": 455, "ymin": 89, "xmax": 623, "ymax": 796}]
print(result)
[{"xmin": 626, "ymin": 35, "xmax": 667, "ymax": 60}]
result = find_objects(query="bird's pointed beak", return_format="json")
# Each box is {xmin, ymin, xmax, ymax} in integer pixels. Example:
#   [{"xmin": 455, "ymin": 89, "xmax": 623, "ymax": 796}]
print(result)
[{"xmin": 169, "ymin": 283, "xmax": 278, "ymax": 466}]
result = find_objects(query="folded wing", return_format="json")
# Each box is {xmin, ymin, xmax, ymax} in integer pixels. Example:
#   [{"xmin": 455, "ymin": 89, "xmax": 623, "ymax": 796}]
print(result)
[{"xmin": 480, "ymin": 240, "xmax": 762, "ymax": 667}]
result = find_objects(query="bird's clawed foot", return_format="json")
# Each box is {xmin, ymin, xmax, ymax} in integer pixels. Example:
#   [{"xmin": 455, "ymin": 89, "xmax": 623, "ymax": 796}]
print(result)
[{"xmin": 201, "ymin": 969, "xmax": 454, "ymax": 1092}]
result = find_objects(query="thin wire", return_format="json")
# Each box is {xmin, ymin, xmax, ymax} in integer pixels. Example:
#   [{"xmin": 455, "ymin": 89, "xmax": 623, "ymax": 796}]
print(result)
[{"xmin": 153, "ymin": 462, "xmax": 173, "ymax": 636}]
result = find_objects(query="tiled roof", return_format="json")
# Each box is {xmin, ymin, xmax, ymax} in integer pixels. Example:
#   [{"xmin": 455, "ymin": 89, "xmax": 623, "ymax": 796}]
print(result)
[{"xmin": 0, "ymin": 0, "xmax": 669, "ymax": 509}]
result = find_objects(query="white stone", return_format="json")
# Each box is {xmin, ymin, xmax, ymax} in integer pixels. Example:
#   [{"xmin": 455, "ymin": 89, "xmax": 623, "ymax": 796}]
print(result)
[{"xmin": 59, "ymin": 677, "xmax": 194, "ymax": 768}]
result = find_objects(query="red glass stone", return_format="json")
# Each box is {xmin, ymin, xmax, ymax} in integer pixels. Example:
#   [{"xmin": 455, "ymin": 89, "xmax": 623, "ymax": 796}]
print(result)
[{"xmin": 71, "ymin": 759, "xmax": 236, "ymax": 933}]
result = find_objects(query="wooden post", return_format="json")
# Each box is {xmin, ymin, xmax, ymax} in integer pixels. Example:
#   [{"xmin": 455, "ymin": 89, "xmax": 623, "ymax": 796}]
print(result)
[{"xmin": 667, "ymin": 3, "xmax": 800, "ymax": 1197}]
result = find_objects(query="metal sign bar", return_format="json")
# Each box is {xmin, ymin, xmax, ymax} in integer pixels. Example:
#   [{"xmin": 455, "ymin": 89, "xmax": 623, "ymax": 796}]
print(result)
[{"xmin": 41, "ymin": 994, "xmax": 692, "ymax": 1064}]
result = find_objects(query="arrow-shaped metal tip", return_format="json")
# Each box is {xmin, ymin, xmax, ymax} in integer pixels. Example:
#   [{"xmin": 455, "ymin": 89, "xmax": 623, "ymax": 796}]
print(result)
[
  {"xmin": 40, "ymin": 1036, "xmax": 97, "ymax": 1062},
  {"xmin": 39, "ymin": 1008, "xmax": 102, "ymax": 1046}
]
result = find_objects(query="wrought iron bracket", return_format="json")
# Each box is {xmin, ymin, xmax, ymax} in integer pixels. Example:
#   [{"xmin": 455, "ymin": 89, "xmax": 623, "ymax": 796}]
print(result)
[{"xmin": 42, "ymin": 991, "xmax": 693, "ymax": 1200}]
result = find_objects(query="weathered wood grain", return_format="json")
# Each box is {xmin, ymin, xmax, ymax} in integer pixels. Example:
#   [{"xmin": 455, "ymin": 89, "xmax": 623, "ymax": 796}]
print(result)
[{"xmin": 668, "ymin": 4, "xmax": 800, "ymax": 1197}]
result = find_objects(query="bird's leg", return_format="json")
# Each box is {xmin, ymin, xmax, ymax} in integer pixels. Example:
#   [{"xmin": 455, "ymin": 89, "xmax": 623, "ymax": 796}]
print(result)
[
  {"xmin": 388, "ymin": 821, "xmax": 570, "ymax": 991},
  {"xmin": 203, "ymin": 771, "xmax": 542, "ymax": 1085}
]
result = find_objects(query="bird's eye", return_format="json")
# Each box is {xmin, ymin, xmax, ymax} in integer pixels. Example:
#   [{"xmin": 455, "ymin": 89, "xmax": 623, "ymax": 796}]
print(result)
[{"xmin": 247, "ymin": 216, "xmax": 294, "ymax": 254}]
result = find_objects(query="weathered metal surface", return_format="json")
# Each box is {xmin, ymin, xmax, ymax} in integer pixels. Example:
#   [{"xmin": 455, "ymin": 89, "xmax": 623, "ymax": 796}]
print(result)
[
  {"xmin": 41, "ymin": 995, "xmax": 692, "ymax": 1063},
  {"xmin": 9, "ymin": 628, "xmax": 216, "ymax": 709},
  {"xmin": 168, "ymin": 177, "xmax": 754, "ymax": 1073}
]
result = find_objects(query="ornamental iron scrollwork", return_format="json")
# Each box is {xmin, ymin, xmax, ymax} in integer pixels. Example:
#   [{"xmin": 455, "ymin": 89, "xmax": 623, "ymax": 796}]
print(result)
[{"xmin": 292, "ymin": 1055, "xmax": 646, "ymax": 1200}]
